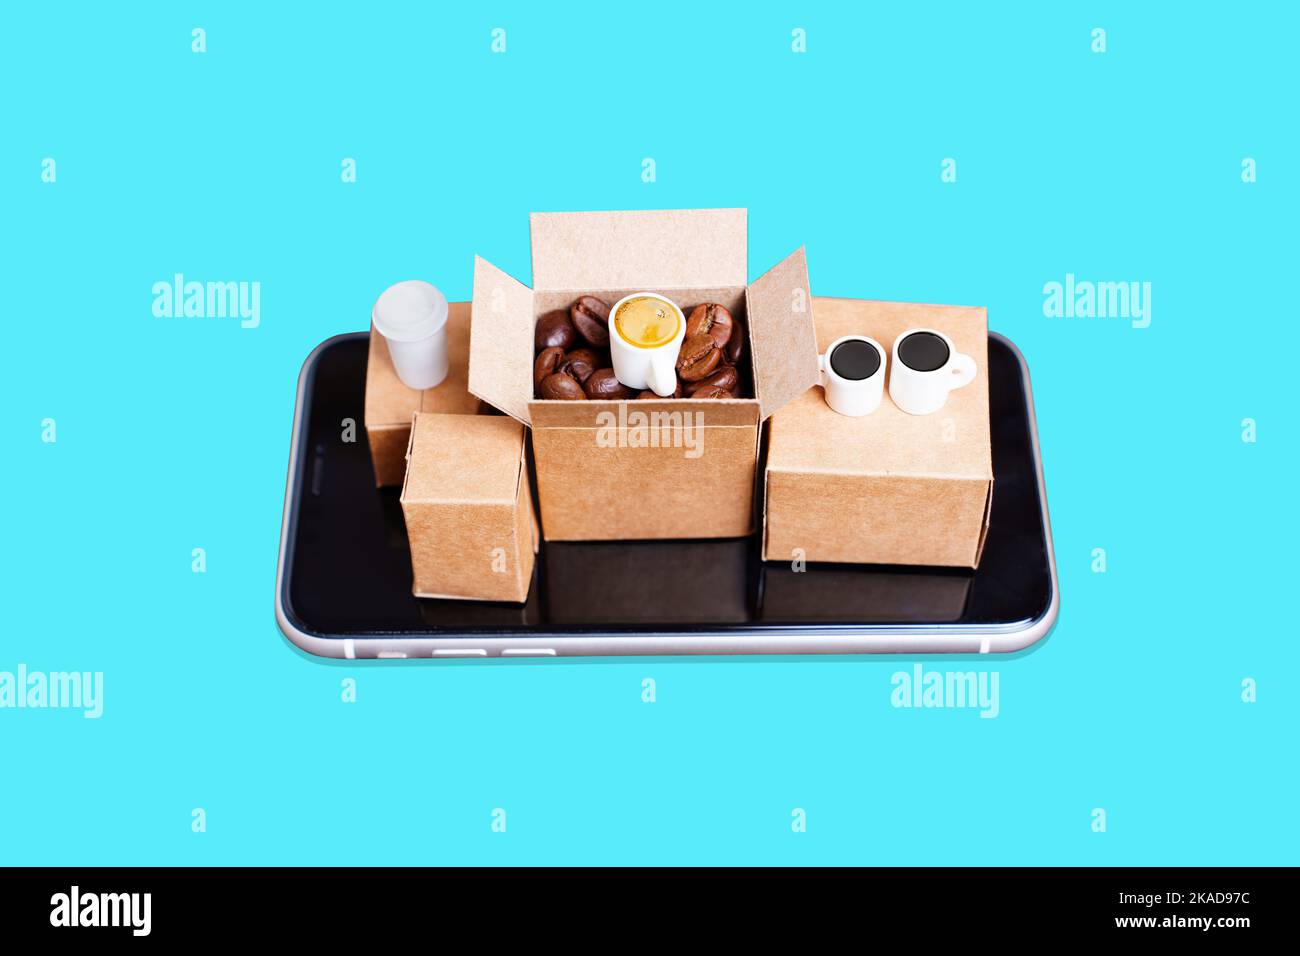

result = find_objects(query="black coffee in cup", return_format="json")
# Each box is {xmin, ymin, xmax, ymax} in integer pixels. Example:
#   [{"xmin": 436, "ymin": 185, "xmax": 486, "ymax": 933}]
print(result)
[
  {"xmin": 829, "ymin": 339, "xmax": 881, "ymax": 380},
  {"xmin": 897, "ymin": 331, "xmax": 950, "ymax": 372}
]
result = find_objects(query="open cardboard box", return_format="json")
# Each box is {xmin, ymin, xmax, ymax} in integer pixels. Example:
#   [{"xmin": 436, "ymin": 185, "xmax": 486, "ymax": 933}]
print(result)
[
  {"xmin": 469, "ymin": 209, "xmax": 820, "ymax": 541},
  {"xmin": 763, "ymin": 297, "xmax": 994, "ymax": 568}
]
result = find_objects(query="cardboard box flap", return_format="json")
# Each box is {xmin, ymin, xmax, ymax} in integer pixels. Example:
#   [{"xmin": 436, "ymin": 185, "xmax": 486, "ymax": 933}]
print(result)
[
  {"xmin": 469, "ymin": 256, "xmax": 534, "ymax": 426},
  {"xmin": 746, "ymin": 247, "xmax": 820, "ymax": 421},
  {"xmin": 529, "ymin": 209, "xmax": 748, "ymax": 291}
]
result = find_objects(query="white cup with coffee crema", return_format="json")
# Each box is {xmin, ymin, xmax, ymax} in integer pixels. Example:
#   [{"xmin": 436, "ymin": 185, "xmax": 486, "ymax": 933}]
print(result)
[
  {"xmin": 819, "ymin": 335, "xmax": 887, "ymax": 416},
  {"xmin": 608, "ymin": 293, "xmax": 686, "ymax": 396},
  {"xmin": 888, "ymin": 328, "xmax": 977, "ymax": 416}
]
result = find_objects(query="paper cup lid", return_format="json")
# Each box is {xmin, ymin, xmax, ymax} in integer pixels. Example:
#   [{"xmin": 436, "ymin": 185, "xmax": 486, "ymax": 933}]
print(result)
[{"xmin": 372, "ymin": 280, "xmax": 449, "ymax": 343}]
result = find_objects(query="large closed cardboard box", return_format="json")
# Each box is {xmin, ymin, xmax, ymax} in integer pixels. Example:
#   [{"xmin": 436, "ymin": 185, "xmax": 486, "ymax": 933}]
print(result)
[
  {"xmin": 469, "ymin": 208, "xmax": 820, "ymax": 541},
  {"xmin": 763, "ymin": 298, "xmax": 993, "ymax": 568}
]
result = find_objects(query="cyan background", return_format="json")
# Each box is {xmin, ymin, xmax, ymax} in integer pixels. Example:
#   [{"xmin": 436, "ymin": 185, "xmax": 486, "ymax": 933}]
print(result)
[{"xmin": 2, "ymin": 3, "xmax": 1295, "ymax": 865}]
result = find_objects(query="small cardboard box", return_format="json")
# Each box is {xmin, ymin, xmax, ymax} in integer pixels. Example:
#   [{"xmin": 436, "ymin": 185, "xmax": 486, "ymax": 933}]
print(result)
[
  {"xmin": 469, "ymin": 209, "xmax": 819, "ymax": 541},
  {"xmin": 364, "ymin": 301, "xmax": 481, "ymax": 487},
  {"xmin": 399, "ymin": 412, "xmax": 538, "ymax": 603},
  {"xmin": 763, "ymin": 298, "xmax": 993, "ymax": 568}
]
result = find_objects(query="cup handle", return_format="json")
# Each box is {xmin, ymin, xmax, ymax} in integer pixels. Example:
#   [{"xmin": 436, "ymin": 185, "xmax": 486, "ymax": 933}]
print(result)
[
  {"xmin": 817, "ymin": 352, "xmax": 828, "ymax": 390},
  {"xmin": 646, "ymin": 353, "xmax": 678, "ymax": 397},
  {"xmin": 949, "ymin": 352, "xmax": 976, "ymax": 391}
]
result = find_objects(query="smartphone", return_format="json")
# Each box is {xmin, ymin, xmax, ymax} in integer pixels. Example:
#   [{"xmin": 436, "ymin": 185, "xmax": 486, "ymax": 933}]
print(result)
[{"xmin": 275, "ymin": 331, "xmax": 1058, "ymax": 658}]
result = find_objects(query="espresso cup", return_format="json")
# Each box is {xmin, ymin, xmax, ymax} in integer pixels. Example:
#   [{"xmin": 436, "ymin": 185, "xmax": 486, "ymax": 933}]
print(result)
[
  {"xmin": 888, "ymin": 328, "xmax": 976, "ymax": 416},
  {"xmin": 608, "ymin": 293, "xmax": 686, "ymax": 397},
  {"xmin": 818, "ymin": 335, "xmax": 886, "ymax": 416}
]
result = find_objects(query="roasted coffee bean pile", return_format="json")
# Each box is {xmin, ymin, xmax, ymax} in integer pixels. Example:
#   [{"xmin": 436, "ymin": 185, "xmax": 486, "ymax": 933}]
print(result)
[{"xmin": 533, "ymin": 296, "xmax": 749, "ymax": 400}]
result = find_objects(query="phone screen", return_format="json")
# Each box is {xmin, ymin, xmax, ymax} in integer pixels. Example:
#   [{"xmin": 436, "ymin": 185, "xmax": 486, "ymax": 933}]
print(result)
[{"xmin": 282, "ymin": 334, "xmax": 1052, "ymax": 637}]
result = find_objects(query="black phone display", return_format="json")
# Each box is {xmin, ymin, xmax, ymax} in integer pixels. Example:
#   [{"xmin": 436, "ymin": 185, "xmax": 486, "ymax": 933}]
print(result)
[{"xmin": 279, "ymin": 333, "xmax": 1053, "ymax": 643}]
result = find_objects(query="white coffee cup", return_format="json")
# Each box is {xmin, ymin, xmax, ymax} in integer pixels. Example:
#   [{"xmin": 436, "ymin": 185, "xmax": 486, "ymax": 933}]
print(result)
[
  {"xmin": 888, "ymin": 328, "xmax": 977, "ymax": 416},
  {"xmin": 371, "ymin": 280, "xmax": 450, "ymax": 390},
  {"xmin": 819, "ymin": 335, "xmax": 886, "ymax": 416},
  {"xmin": 607, "ymin": 293, "xmax": 686, "ymax": 397}
]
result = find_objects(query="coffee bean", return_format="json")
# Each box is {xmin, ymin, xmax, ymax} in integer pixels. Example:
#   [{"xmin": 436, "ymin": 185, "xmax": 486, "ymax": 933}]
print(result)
[
  {"xmin": 558, "ymin": 347, "xmax": 600, "ymax": 384},
  {"xmin": 570, "ymin": 295, "xmax": 611, "ymax": 347},
  {"xmin": 684, "ymin": 364, "xmax": 738, "ymax": 396},
  {"xmin": 636, "ymin": 381, "xmax": 683, "ymax": 400},
  {"xmin": 685, "ymin": 303, "xmax": 734, "ymax": 349},
  {"xmin": 583, "ymin": 368, "xmax": 634, "ymax": 400},
  {"xmin": 534, "ymin": 347, "xmax": 565, "ymax": 389},
  {"xmin": 535, "ymin": 310, "xmax": 576, "ymax": 351},
  {"xmin": 724, "ymin": 316, "xmax": 746, "ymax": 365},
  {"xmin": 691, "ymin": 385, "xmax": 732, "ymax": 399},
  {"xmin": 539, "ymin": 372, "xmax": 586, "ymax": 400},
  {"xmin": 676, "ymin": 333, "xmax": 722, "ymax": 382}
]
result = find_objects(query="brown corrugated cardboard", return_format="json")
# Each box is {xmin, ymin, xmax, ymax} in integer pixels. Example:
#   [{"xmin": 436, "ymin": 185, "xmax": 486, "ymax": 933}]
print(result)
[
  {"xmin": 399, "ymin": 412, "xmax": 538, "ymax": 603},
  {"xmin": 763, "ymin": 297, "xmax": 993, "ymax": 568},
  {"xmin": 469, "ymin": 208, "xmax": 819, "ymax": 541},
  {"xmin": 528, "ymin": 209, "xmax": 748, "ymax": 291},
  {"xmin": 364, "ymin": 301, "xmax": 480, "ymax": 486},
  {"xmin": 531, "ymin": 407, "xmax": 761, "ymax": 540},
  {"xmin": 747, "ymin": 248, "xmax": 821, "ymax": 421}
]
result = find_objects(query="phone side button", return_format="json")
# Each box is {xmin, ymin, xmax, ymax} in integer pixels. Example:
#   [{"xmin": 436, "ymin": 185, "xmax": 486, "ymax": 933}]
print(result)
[
  {"xmin": 432, "ymin": 649, "xmax": 488, "ymax": 658},
  {"xmin": 501, "ymin": 648, "xmax": 557, "ymax": 657}
]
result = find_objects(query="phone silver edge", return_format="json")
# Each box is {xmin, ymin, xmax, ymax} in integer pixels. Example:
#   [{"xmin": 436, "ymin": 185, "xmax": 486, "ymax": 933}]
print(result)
[{"xmin": 274, "ymin": 331, "xmax": 1058, "ymax": 659}]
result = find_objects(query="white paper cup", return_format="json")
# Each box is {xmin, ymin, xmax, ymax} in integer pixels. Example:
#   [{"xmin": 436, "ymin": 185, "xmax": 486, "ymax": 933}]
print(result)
[{"xmin": 371, "ymin": 280, "xmax": 450, "ymax": 390}]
